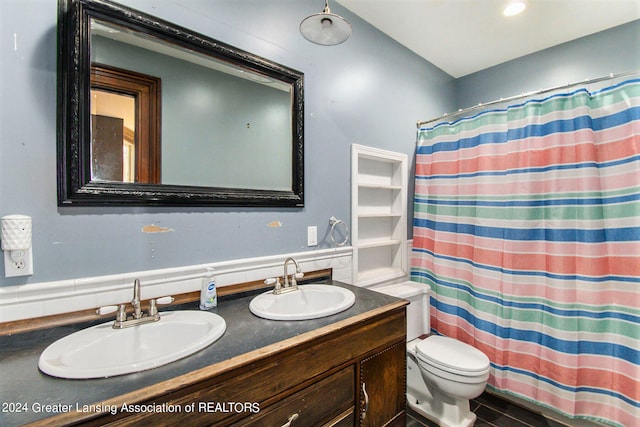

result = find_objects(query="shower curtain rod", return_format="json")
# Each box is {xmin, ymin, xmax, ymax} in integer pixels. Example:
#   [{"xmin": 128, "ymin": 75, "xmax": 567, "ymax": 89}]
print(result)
[{"xmin": 416, "ymin": 69, "xmax": 640, "ymax": 128}]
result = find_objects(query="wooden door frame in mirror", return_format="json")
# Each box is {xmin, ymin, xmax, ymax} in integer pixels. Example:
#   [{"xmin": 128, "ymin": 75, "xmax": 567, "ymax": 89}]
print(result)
[
  {"xmin": 91, "ymin": 63, "xmax": 161, "ymax": 184},
  {"xmin": 57, "ymin": 0, "xmax": 304, "ymax": 207}
]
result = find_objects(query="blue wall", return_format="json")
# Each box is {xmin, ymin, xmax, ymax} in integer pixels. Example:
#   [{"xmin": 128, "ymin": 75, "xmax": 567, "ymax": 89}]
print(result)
[
  {"xmin": 1, "ymin": 2, "xmax": 636, "ymax": 287},
  {"xmin": 0, "ymin": 0, "xmax": 454, "ymax": 285},
  {"xmin": 456, "ymin": 20, "xmax": 640, "ymax": 109}
]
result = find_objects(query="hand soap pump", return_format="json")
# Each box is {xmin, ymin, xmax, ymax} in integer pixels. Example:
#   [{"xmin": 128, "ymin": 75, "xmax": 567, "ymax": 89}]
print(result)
[{"xmin": 200, "ymin": 267, "xmax": 218, "ymax": 310}]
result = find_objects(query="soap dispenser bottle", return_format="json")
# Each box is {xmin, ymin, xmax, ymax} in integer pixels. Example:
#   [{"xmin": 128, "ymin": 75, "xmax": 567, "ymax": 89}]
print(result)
[{"xmin": 200, "ymin": 268, "xmax": 218, "ymax": 310}]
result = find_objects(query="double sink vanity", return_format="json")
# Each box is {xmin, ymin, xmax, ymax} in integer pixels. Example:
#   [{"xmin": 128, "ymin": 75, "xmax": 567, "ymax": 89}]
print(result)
[{"xmin": 0, "ymin": 267, "xmax": 407, "ymax": 427}]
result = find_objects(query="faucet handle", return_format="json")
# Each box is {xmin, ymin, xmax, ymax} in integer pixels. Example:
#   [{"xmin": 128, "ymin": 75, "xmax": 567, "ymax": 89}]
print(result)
[
  {"xmin": 155, "ymin": 296, "xmax": 174, "ymax": 305},
  {"xmin": 116, "ymin": 304, "xmax": 127, "ymax": 322},
  {"xmin": 265, "ymin": 277, "xmax": 282, "ymax": 293},
  {"xmin": 96, "ymin": 305, "xmax": 118, "ymax": 316},
  {"xmin": 290, "ymin": 272, "xmax": 303, "ymax": 288},
  {"xmin": 265, "ymin": 277, "xmax": 281, "ymax": 287},
  {"xmin": 149, "ymin": 296, "xmax": 174, "ymax": 316}
]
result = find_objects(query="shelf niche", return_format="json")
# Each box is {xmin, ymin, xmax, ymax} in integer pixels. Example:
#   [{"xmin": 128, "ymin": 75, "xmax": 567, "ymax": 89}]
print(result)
[{"xmin": 351, "ymin": 144, "xmax": 408, "ymax": 286}]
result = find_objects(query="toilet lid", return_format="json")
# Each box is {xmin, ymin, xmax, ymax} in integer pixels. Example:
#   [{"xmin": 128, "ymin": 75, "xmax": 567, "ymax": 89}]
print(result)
[{"xmin": 416, "ymin": 335, "xmax": 490, "ymax": 374}]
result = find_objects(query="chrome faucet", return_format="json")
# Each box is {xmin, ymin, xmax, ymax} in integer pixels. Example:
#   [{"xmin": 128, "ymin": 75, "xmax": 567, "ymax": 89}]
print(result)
[
  {"xmin": 282, "ymin": 257, "xmax": 303, "ymax": 292},
  {"xmin": 96, "ymin": 279, "xmax": 174, "ymax": 329},
  {"xmin": 265, "ymin": 258, "xmax": 305, "ymax": 295},
  {"xmin": 283, "ymin": 257, "xmax": 300, "ymax": 287}
]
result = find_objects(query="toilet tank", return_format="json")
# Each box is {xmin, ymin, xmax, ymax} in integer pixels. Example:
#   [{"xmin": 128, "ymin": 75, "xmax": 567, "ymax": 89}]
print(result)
[{"xmin": 372, "ymin": 281, "xmax": 430, "ymax": 341}]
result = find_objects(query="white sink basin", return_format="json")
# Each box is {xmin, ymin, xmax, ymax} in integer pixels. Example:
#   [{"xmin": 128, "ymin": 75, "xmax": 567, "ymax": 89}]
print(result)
[
  {"xmin": 38, "ymin": 311, "xmax": 226, "ymax": 379},
  {"xmin": 249, "ymin": 284, "xmax": 355, "ymax": 321}
]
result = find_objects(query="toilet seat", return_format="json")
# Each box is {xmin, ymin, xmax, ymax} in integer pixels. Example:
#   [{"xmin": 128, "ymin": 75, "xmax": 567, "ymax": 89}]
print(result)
[{"xmin": 416, "ymin": 336, "xmax": 490, "ymax": 376}]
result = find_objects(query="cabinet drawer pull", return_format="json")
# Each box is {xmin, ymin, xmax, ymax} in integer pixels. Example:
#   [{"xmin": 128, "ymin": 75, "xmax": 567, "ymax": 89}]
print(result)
[
  {"xmin": 281, "ymin": 413, "xmax": 299, "ymax": 427},
  {"xmin": 361, "ymin": 382, "xmax": 369, "ymax": 421}
]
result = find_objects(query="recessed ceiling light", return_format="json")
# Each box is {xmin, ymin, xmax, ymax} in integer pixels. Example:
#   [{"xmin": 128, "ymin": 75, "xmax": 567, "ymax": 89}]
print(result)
[{"xmin": 503, "ymin": 0, "xmax": 528, "ymax": 17}]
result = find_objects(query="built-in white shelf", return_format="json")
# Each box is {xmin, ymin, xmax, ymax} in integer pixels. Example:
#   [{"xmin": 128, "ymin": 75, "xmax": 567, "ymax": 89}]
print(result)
[
  {"xmin": 358, "ymin": 212, "xmax": 403, "ymax": 217},
  {"xmin": 358, "ymin": 239, "xmax": 403, "ymax": 249},
  {"xmin": 357, "ymin": 182, "xmax": 403, "ymax": 190},
  {"xmin": 351, "ymin": 144, "xmax": 408, "ymax": 287}
]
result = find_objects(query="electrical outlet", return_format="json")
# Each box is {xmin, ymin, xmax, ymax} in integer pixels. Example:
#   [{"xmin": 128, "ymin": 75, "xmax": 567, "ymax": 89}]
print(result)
[
  {"xmin": 4, "ymin": 248, "xmax": 33, "ymax": 277},
  {"xmin": 307, "ymin": 226, "xmax": 318, "ymax": 246}
]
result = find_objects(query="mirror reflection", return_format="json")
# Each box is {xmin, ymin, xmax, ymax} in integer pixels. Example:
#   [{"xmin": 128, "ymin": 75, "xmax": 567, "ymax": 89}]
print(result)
[
  {"xmin": 90, "ymin": 62, "xmax": 162, "ymax": 184},
  {"xmin": 91, "ymin": 89, "xmax": 136, "ymax": 182},
  {"xmin": 90, "ymin": 18, "xmax": 293, "ymax": 191}
]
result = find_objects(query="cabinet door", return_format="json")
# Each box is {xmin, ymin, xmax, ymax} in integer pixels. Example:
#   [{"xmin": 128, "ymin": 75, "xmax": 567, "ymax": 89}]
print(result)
[{"xmin": 358, "ymin": 342, "xmax": 406, "ymax": 427}]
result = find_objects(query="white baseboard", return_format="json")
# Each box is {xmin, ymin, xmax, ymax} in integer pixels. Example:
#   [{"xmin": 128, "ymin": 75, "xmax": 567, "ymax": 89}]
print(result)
[{"xmin": 0, "ymin": 247, "xmax": 353, "ymax": 323}]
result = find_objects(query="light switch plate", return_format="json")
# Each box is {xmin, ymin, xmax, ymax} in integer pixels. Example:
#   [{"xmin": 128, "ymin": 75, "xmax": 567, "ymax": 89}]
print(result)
[{"xmin": 307, "ymin": 226, "xmax": 318, "ymax": 246}]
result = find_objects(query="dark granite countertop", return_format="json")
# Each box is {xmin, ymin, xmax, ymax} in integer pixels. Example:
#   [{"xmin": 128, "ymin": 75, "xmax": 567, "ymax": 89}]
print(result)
[{"xmin": 0, "ymin": 280, "xmax": 404, "ymax": 426}]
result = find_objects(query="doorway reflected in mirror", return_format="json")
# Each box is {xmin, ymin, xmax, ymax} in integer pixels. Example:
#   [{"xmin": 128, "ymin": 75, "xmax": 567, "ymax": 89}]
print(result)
[
  {"xmin": 90, "ymin": 64, "xmax": 161, "ymax": 184},
  {"xmin": 91, "ymin": 91, "xmax": 135, "ymax": 182}
]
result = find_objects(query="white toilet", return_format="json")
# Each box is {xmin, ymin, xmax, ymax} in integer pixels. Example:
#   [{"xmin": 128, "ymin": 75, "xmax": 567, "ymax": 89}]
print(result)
[{"xmin": 373, "ymin": 281, "xmax": 490, "ymax": 427}]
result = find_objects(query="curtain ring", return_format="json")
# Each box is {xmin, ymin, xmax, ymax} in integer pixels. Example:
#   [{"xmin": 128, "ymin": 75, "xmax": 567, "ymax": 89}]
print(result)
[{"xmin": 329, "ymin": 216, "xmax": 349, "ymax": 246}]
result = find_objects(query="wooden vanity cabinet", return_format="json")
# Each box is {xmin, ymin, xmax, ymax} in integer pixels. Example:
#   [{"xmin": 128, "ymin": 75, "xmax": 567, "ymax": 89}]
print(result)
[{"xmin": 54, "ymin": 305, "xmax": 407, "ymax": 427}]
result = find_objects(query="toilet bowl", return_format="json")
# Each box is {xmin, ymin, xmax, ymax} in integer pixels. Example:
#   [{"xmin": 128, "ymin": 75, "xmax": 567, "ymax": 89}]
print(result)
[
  {"xmin": 409, "ymin": 336, "xmax": 490, "ymax": 427},
  {"xmin": 373, "ymin": 281, "xmax": 490, "ymax": 427}
]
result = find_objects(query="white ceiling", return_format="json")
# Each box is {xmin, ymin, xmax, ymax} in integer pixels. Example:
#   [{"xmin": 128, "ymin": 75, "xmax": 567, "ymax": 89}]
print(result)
[{"xmin": 336, "ymin": 0, "xmax": 640, "ymax": 78}]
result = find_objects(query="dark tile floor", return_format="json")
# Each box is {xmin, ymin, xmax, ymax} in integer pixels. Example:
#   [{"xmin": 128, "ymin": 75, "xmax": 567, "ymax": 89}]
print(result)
[{"xmin": 407, "ymin": 391, "xmax": 570, "ymax": 427}]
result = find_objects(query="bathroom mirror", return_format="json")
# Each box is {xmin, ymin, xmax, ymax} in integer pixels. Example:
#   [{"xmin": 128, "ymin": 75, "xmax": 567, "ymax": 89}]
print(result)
[{"xmin": 57, "ymin": 0, "xmax": 304, "ymax": 206}]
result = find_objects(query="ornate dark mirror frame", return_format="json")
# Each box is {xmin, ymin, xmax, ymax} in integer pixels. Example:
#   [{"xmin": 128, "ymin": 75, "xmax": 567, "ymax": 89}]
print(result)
[{"xmin": 57, "ymin": 0, "xmax": 304, "ymax": 207}]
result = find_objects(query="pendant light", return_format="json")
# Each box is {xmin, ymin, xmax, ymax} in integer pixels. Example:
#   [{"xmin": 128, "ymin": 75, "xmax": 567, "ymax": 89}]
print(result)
[{"xmin": 300, "ymin": 0, "xmax": 352, "ymax": 46}]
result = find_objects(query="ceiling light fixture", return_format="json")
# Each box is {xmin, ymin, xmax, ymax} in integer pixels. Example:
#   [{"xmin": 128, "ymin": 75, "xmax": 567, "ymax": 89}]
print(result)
[
  {"xmin": 300, "ymin": 0, "xmax": 352, "ymax": 46},
  {"xmin": 503, "ymin": 0, "xmax": 528, "ymax": 17}
]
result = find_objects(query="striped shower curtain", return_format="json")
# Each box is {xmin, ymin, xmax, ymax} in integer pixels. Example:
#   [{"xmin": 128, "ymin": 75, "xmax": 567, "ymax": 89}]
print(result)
[{"xmin": 411, "ymin": 79, "xmax": 639, "ymax": 426}]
